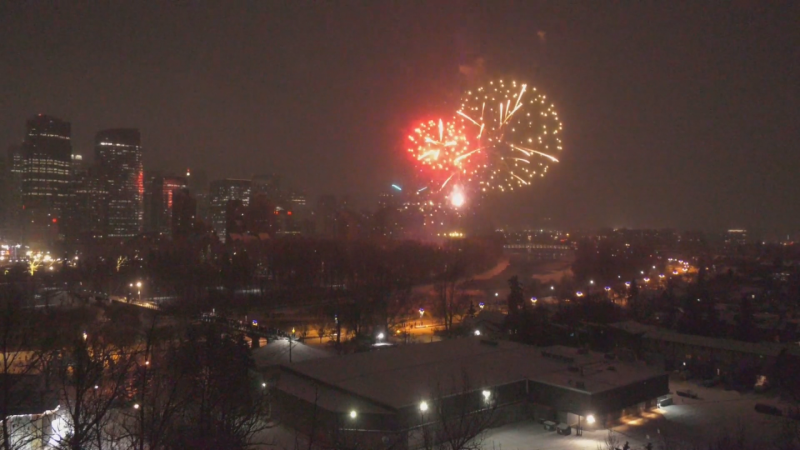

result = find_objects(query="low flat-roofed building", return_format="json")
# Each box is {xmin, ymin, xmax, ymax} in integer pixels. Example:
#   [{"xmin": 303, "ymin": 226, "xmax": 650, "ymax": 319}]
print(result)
[
  {"xmin": 272, "ymin": 337, "xmax": 667, "ymax": 449},
  {"xmin": 609, "ymin": 320, "xmax": 800, "ymax": 380}
]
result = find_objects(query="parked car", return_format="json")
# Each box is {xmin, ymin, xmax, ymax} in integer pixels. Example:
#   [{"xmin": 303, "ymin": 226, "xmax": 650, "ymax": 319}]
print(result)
[{"xmin": 755, "ymin": 403, "xmax": 782, "ymax": 416}]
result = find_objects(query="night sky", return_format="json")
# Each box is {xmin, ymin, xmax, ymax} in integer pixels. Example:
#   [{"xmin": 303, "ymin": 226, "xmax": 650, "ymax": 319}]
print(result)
[{"xmin": 2, "ymin": 1, "xmax": 798, "ymax": 233}]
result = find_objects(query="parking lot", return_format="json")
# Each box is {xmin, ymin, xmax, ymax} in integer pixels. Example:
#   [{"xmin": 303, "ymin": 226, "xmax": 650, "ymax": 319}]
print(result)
[{"xmin": 482, "ymin": 377, "xmax": 796, "ymax": 450}]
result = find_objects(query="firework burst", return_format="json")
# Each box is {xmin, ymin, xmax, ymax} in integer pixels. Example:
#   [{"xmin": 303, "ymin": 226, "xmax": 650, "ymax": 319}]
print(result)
[
  {"xmin": 457, "ymin": 79, "xmax": 563, "ymax": 192},
  {"xmin": 406, "ymin": 119, "xmax": 479, "ymax": 193}
]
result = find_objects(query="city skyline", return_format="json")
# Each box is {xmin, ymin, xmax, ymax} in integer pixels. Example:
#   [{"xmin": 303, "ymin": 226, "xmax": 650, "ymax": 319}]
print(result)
[{"xmin": 2, "ymin": 2, "xmax": 799, "ymax": 233}]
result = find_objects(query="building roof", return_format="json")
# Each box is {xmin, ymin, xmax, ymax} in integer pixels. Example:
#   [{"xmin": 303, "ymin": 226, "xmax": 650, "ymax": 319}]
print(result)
[
  {"xmin": 2, "ymin": 374, "xmax": 58, "ymax": 417},
  {"xmin": 278, "ymin": 338, "xmax": 662, "ymax": 412},
  {"xmin": 609, "ymin": 321, "xmax": 800, "ymax": 358},
  {"xmin": 253, "ymin": 339, "xmax": 333, "ymax": 368}
]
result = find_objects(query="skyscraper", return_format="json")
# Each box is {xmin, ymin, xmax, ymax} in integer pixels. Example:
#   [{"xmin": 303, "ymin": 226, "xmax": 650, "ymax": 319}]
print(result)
[
  {"xmin": 95, "ymin": 129, "xmax": 143, "ymax": 238},
  {"xmin": 73, "ymin": 164, "xmax": 108, "ymax": 239},
  {"xmin": 171, "ymin": 187, "xmax": 196, "ymax": 239},
  {"xmin": 144, "ymin": 173, "xmax": 187, "ymax": 234},
  {"xmin": 252, "ymin": 173, "xmax": 282, "ymax": 203},
  {"xmin": 1, "ymin": 145, "xmax": 24, "ymax": 237},
  {"xmin": 209, "ymin": 179, "xmax": 251, "ymax": 242},
  {"xmin": 21, "ymin": 115, "xmax": 72, "ymax": 216},
  {"xmin": 186, "ymin": 168, "xmax": 208, "ymax": 195}
]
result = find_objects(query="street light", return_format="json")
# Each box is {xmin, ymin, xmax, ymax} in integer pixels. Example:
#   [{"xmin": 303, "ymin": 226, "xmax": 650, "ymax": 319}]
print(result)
[
  {"xmin": 377, "ymin": 332, "xmax": 385, "ymax": 340},
  {"xmin": 349, "ymin": 410, "xmax": 357, "ymax": 419},
  {"xmin": 479, "ymin": 302, "xmax": 485, "ymax": 309},
  {"xmin": 482, "ymin": 390, "xmax": 491, "ymax": 401},
  {"xmin": 586, "ymin": 414, "xmax": 596, "ymax": 424},
  {"xmin": 419, "ymin": 401, "xmax": 429, "ymax": 412},
  {"xmin": 133, "ymin": 404, "xmax": 140, "ymax": 410},
  {"xmin": 474, "ymin": 330, "xmax": 481, "ymax": 336}
]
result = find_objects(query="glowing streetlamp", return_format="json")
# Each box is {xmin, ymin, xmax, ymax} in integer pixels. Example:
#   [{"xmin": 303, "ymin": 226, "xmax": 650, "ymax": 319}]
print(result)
[
  {"xmin": 349, "ymin": 410, "xmax": 357, "ymax": 419},
  {"xmin": 419, "ymin": 401, "xmax": 429, "ymax": 412}
]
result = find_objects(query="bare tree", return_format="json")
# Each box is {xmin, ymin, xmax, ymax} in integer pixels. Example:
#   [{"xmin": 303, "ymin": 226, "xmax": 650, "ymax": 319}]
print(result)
[
  {"xmin": 52, "ymin": 333, "xmax": 136, "ymax": 450},
  {"xmin": 298, "ymin": 323, "xmax": 310, "ymax": 342},
  {"xmin": 160, "ymin": 325, "xmax": 272, "ymax": 449},
  {"xmin": 434, "ymin": 261, "xmax": 467, "ymax": 333},
  {"xmin": 117, "ymin": 313, "xmax": 187, "ymax": 450},
  {"xmin": 596, "ymin": 430, "xmax": 622, "ymax": 450},
  {"xmin": 420, "ymin": 369, "xmax": 497, "ymax": 450},
  {"xmin": 0, "ymin": 290, "xmax": 42, "ymax": 450},
  {"xmin": 314, "ymin": 320, "xmax": 330, "ymax": 344}
]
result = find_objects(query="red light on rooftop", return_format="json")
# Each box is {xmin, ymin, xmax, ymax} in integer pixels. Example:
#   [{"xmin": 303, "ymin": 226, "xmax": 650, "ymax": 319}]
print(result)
[
  {"xmin": 287, "ymin": 211, "xmax": 292, "ymax": 216},
  {"xmin": 52, "ymin": 218, "xmax": 58, "ymax": 223}
]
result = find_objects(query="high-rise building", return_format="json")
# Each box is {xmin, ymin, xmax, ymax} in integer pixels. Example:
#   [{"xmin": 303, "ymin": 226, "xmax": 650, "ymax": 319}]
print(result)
[
  {"xmin": 143, "ymin": 170, "xmax": 163, "ymax": 233},
  {"xmin": 288, "ymin": 190, "xmax": 307, "ymax": 209},
  {"xmin": 186, "ymin": 168, "xmax": 209, "ymax": 195},
  {"xmin": 171, "ymin": 187, "xmax": 196, "ymax": 239},
  {"xmin": 73, "ymin": 164, "xmax": 108, "ymax": 239},
  {"xmin": 21, "ymin": 115, "xmax": 73, "ymax": 217},
  {"xmin": 252, "ymin": 173, "xmax": 282, "ymax": 203},
  {"xmin": 209, "ymin": 179, "xmax": 251, "ymax": 242},
  {"xmin": 144, "ymin": 173, "xmax": 187, "ymax": 234},
  {"xmin": 1, "ymin": 145, "xmax": 25, "ymax": 239},
  {"xmin": 95, "ymin": 129, "xmax": 143, "ymax": 238}
]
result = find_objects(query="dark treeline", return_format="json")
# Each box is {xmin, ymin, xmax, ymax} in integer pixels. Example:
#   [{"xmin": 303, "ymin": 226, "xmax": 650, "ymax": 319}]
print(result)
[{"xmin": 0, "ymin": 284, "xmax": 271, "ymax": 450}]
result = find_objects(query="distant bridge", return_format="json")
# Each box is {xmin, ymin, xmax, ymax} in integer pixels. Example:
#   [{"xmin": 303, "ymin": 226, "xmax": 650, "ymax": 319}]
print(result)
[{"xmin": 503, "ymin": 243, "xmax": 573, "ymax": 250}]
